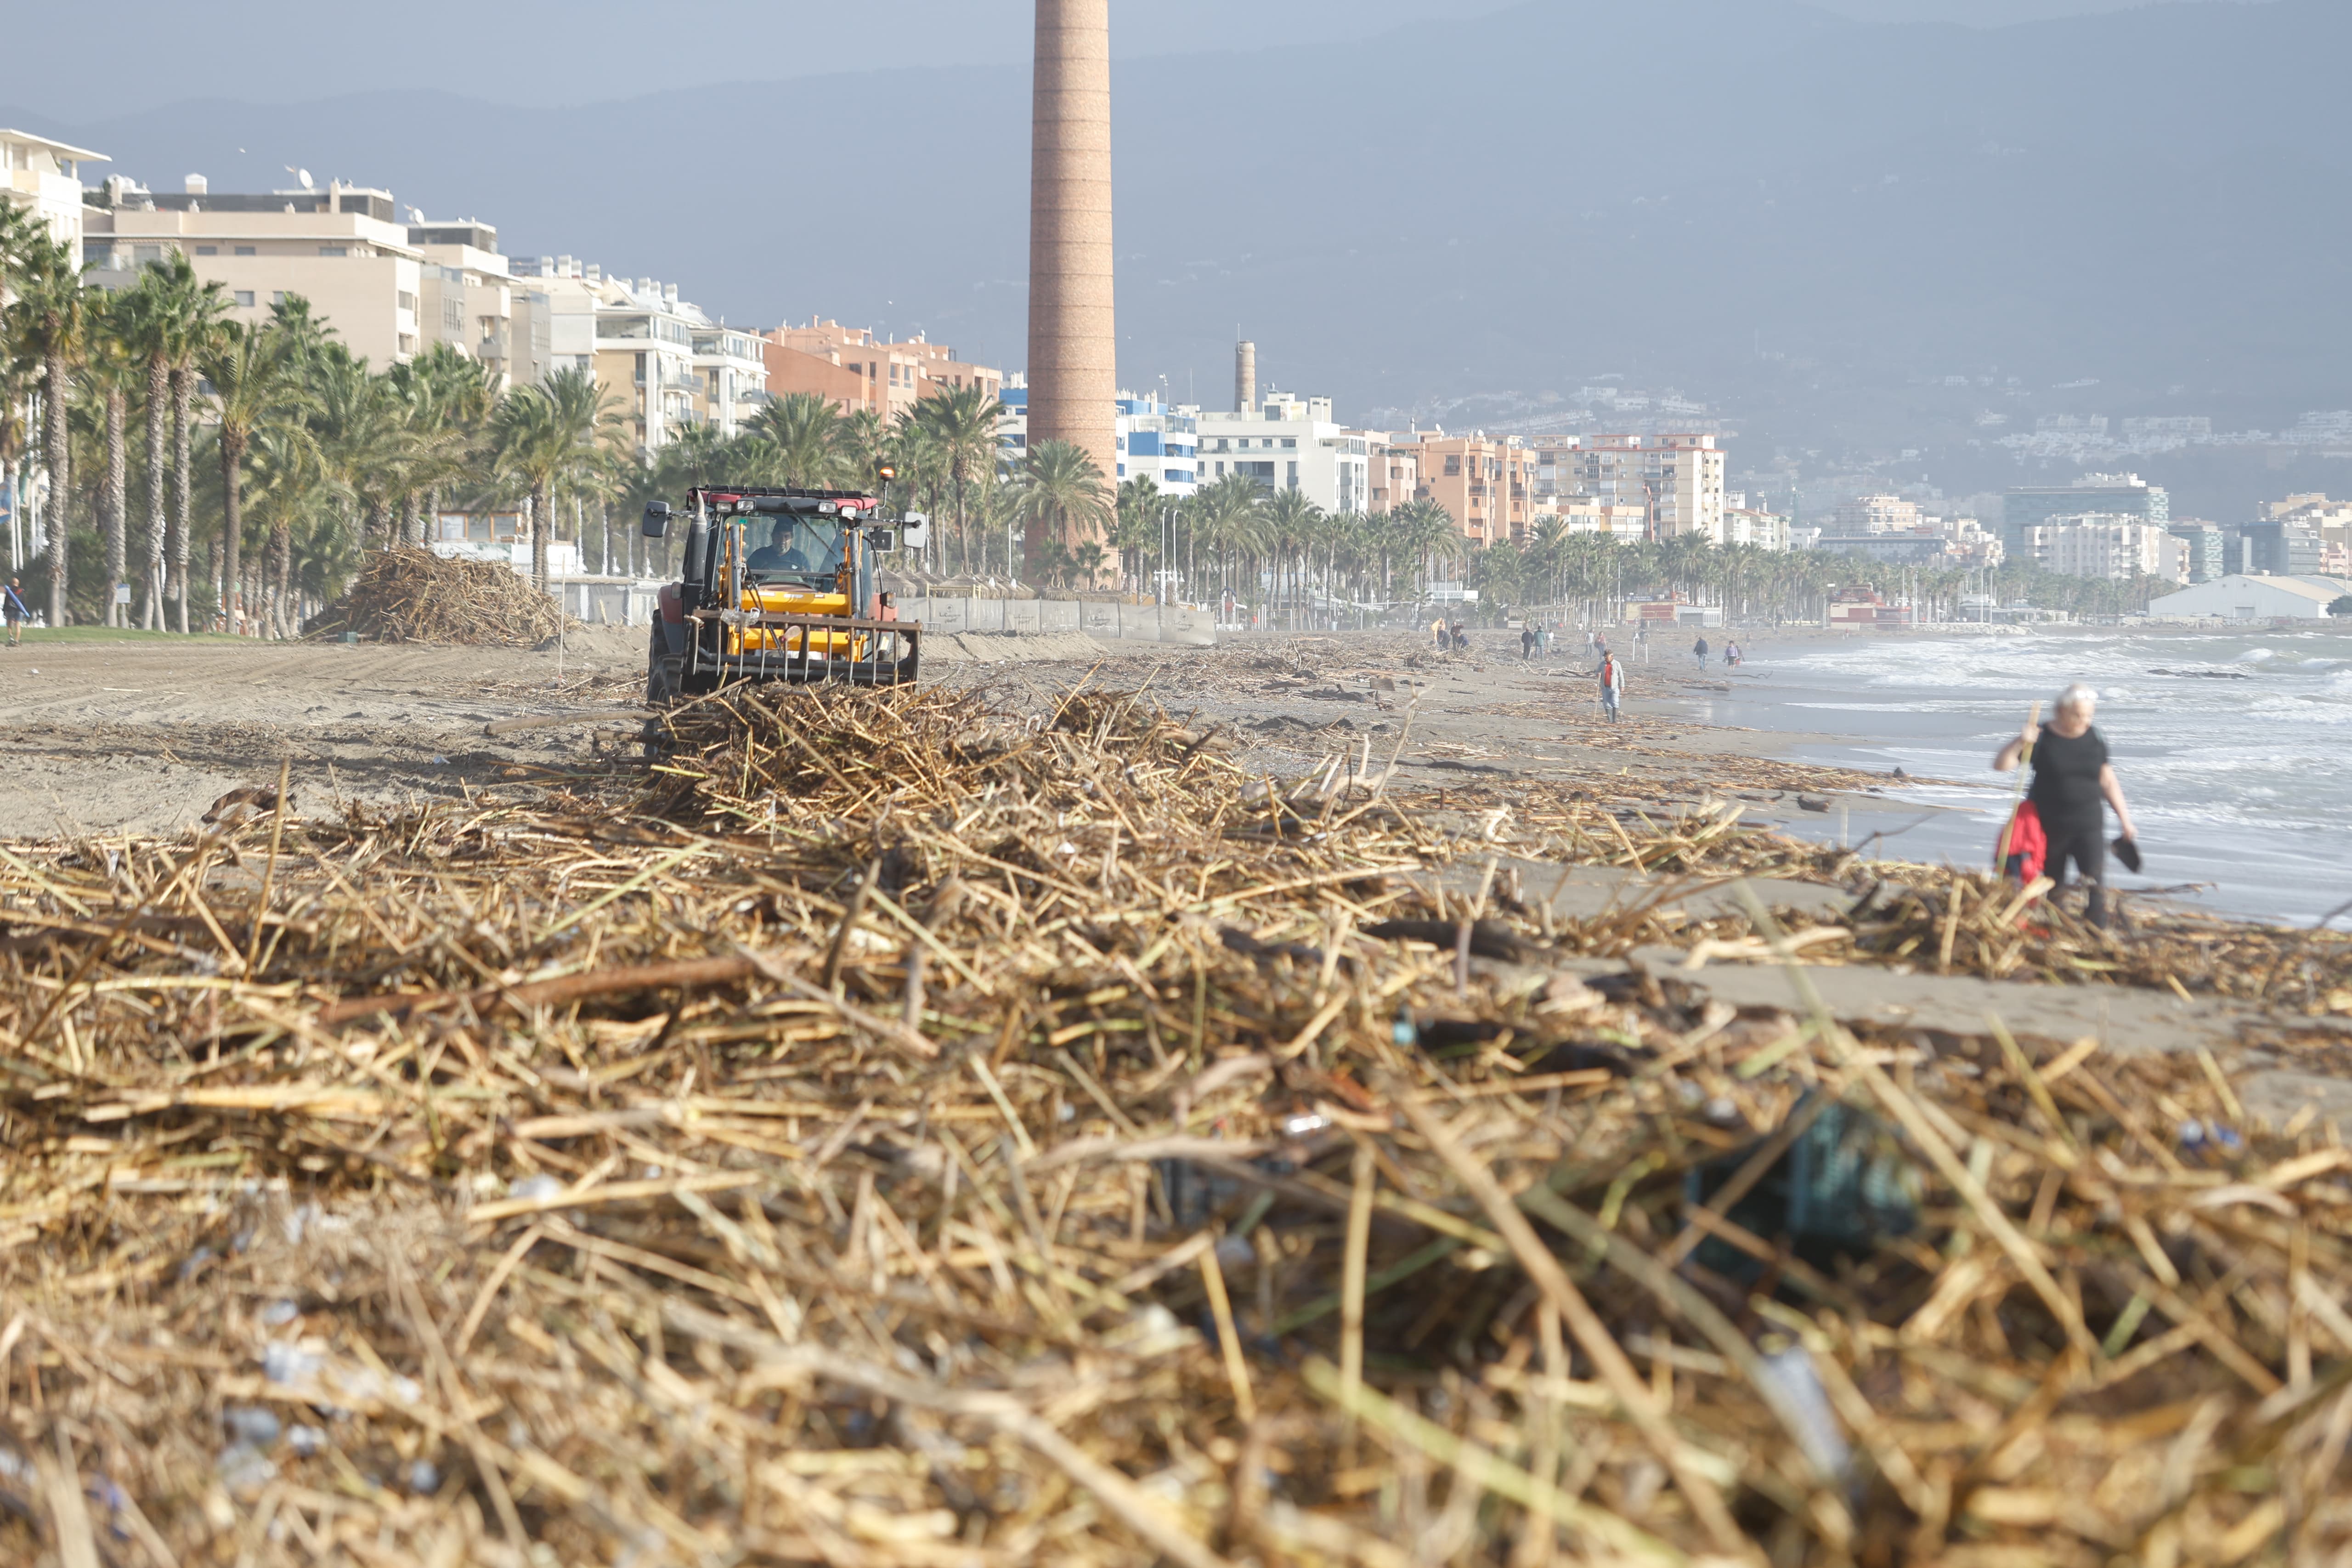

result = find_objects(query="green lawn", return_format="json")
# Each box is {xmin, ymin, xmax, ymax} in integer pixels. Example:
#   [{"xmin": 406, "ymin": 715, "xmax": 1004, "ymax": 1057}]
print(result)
[{"xmin": 4, "ymin": 625, "xmax": 253, "ymax": 646}]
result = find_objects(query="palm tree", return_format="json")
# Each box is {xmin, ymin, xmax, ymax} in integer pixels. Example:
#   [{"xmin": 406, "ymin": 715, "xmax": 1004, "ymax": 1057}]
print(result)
[
  {"xmin": 910, "ymin": 384, "xmax": 1003, "ymax": 577},
  {"xmin": 832, "ymin": 407, "xmax": 889, "ymax": 491},
  {"xmin": 1014, "ymin": 439, "xmax": 1112, "ymax": 585},
  {"xmin": 4, "ymin": 236, "xmax": 89, "ymax": 626},
  {"xmin": 746, "ymin": 392, "xmax": 842, "ymax": 488},
  {"xmin": 160, "ymin": 261, "xmax": 230, "ymax": 631},
  {"xmin": 493, "ymin": 367, "xmax": 621, "ymax": 589},
  {"xmin": 116, "ymin": 261, "xmax": 186, "ymax": 627},
  {"xmin": 81, "ymin": 292, "xmax": 157, "ymax": 626},
  {"xmin": 1262, "ymin": 487, "xmax": 1324, "ymax": 627},
  {"xmin": 202, "ymin": 320, "xmax": 310, "ymax": 634},
  {"xmin": 1113, "ymin": 474, "xmax": 1162, "ymax": 594}
]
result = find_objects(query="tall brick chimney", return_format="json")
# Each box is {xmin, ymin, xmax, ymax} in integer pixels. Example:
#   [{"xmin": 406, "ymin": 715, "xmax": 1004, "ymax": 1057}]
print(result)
[{"xmin": 1025, "ymin": 0, "xmax": 1116, "ymax": 575}]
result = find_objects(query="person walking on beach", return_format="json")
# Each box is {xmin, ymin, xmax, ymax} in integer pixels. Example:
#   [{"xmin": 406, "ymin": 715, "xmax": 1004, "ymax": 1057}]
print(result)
[
  {"xmin": 1994, "ymin": 683, "xmax": 2138, "ymax": 929},
  {"xmin": 1692, "ymin": 634, "xmax": 1710, "ymax": 669},
  {"xmin": 1597, "ymin": 648, "xmax": 1625, "ymax": 723},
  {"xmin": 1724, "ymin": 638, "xmax": 1742, "ymax": 668},
  {"xmin": 2, "ymin": 577, "xmax": 28, "ymax": 646},
  {"xmin": 1431, "ymin": 616, "xmax": 1448, "ymax": 653},
  {"xmin": 1521, "ymin": 625, "xmax": 1537, "ymax": 660}
]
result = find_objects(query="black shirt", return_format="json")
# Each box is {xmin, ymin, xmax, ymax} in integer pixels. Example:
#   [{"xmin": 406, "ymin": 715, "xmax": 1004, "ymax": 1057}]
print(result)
[{"xmin": 2028, "ymin": 725, "xmax": 2109, "ymax": 826}]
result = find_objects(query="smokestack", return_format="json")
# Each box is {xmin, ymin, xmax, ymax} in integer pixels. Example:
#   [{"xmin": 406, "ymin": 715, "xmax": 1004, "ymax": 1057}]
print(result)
[
  {"xmin": 1235, "ymin": 340, "xmax": 1255, "ymax": 416},
  {"xmin": 1025, "ymin": 0, "xmax": 1116, "ymax": 578}
]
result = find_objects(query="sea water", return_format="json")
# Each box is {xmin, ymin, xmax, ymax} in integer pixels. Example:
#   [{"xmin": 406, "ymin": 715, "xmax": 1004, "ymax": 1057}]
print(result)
[{"xmin": 1681, "ymin": 627, "xmax": 2352, "ymax": 928}]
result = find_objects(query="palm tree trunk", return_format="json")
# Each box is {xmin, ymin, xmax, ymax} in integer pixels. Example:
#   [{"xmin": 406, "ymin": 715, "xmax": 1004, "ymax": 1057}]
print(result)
[
  {"xmin": 170, "ymin": 367, "xmax": 193, "ymax": 634},
  {"xmin": 271, "ymin": 522, "xmax": 292, "ymax": 638},
  {"xmin": 104, "ymin": 385, "xmax": 128, "ymax": 628},
  {"xmin": 144, "ymin": 356, "xmax": 167, "ymax": 628},
  {"xmin": 43, "ymin": 356, "xmax": 70, "ymax": 627},
  {"xmin": 220, "ymin": 429, "xmax": 244, "ymax": 636},
  {"xmin": 531, "ymin": 486, "xmax": 550, "ymax": 591}
]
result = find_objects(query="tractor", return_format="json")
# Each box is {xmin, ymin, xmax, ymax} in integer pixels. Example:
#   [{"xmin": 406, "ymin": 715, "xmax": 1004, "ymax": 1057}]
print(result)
[{"xmin": 642, "ymin": 485, "xmax": 925, "ymax": 703}]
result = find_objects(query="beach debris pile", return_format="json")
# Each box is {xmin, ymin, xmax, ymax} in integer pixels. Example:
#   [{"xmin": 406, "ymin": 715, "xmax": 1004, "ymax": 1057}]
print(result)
[
  {"xmin": 0, "ymin": 684, "xmax": 2346, "ymax": 1564},
  {"xmin": 307, "ymin": 546, "xmax": 576, "ymax": 647}
]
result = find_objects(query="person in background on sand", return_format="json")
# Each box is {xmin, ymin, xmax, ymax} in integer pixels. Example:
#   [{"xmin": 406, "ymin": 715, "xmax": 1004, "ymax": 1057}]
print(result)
[
  {"xmin": 1692, "ymin": 634, "xmax": 1710, "ymax": 668},
  {"xmin": 1431, "ymin": 616, "xmax": 1447, "ymax": 653},
  {"xmin": 2, "ymin": 577, "xmax": 28, "ymax": 646},
  {"xmin": 1995, "ymin": 682, "xmax": 2138, "ymax": 929},
  {"xmin": 1521, "ymin": 624, "xmax": 1537, "ymax": 660},
  {"xmin": 1597, "ymin": 647, "xmax": 1626, "ymax": 723},
  {"xmin": 1452, "ymin": 620, "xmax": 1470, "ymax": 652},
  {"xmin": 1724, "ymin": 637, "xmax": 1742, "ymax": 668}
]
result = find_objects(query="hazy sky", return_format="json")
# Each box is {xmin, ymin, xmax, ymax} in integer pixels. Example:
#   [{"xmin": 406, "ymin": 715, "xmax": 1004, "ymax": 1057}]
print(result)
[{"xmin": 0, "ymin": 0, "xmax": 2257, "ymax": 119}]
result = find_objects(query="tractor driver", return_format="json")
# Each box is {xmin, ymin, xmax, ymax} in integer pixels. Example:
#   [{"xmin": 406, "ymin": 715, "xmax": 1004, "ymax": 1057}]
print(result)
[{"xmin": 748, "ymin": 520, "xmax": 820, "ymax": 576}]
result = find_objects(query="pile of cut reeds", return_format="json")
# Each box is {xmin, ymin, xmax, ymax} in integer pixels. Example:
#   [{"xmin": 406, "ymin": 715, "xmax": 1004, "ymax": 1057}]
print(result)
[
  {"xmin": 0, "ymin": 683, "xmax": 2346, "ymax": 1566},
  {"xmin": 308, "ymin": 546, "xmax": 574, "ymax": 647}
]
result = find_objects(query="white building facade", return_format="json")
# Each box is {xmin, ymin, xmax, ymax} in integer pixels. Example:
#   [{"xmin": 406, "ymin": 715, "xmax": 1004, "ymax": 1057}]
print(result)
[
  {"xmin": 1195, "ymin": 393, "xmax": 1370, "ymax": 515},
  {"xmin": 2, "ymin": 129, "xmax": 104, "ymax": 254}
]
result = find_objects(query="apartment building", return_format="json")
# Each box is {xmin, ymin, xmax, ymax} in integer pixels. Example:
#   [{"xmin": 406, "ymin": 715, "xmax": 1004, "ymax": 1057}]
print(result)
[
  {"xmin": 1564, "ymin": 434, "xmax": 1726, "ymax": 542},
  {"xmin": 1835, "ymin": 494, "xmax": 1922, "ymax": 534},
  {"xmin": 1367, "ymin": 437, "xmax": 1419, "ymax": 515},
  {"xmin": 2266, "ymin": 494, "xmax": 2352, "ymax": 577},
  {"xmin": 1542, "ymin": 499, "xmax": 1648, "ymax": 540},
  {"xmin": 2020, "ymin": 514, "xmax": 2186, "ymax": 580},
  {"xmin": 1724, "ymin": 505, "xmax": 1792, "ymax": 551},
  {"xmin": 407, "ymin": 221, "xmax": 528, "ymax": 389},
  {"xmin": 1415, "ymin": 433, "xmax": 1531, "ymax": 544},
  {"xmin": 509, "ymin": 258, "xmax": 756, "ymax": 452},
  {"xmin": 993, "ymin": 389, "xmax": 1199, "ymax": 498},
  {"xmin": 2166, "ymin": 520, "xmax": 2227, "ymax": 583},
  {"xmin": 692, "ymin": 326, "xmax": 769, "ymax": 438},
  {"xmin": 1196, "ymin": 393, "xmax": 1370, "ymax": 516},
  {"xmin": 1113, "ymin": 392, "xmax": 1197, "ymax": 497},
  {"xmin": 85, "ymin": 178, "xmax": 423, "ymax": 367},
  {"xmin": 2, "ymin": 128, "xmax": 105, "ymax": 253},
  {"xmin": 761, "ymin": 319, "xmax": 1003, "ymax": 422},
  {"xmin": 2003, "ymin": 473, "xmax": 2168, "ymax": 557}
]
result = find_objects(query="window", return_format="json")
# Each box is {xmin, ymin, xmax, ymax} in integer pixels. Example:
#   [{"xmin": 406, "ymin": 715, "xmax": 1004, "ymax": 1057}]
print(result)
[
  {"xmin": 398, "ymin": 334, "xmax": 418, "ymax": 355},
  {"xmin": 271, "ymin": 291, "xmax": 287, "ymax": 306},
  {"xmin": 195, "ymin": 245, "xmax": 218, "ymax": 256},
  {"xmin": 397, "ymin": 291, "xmax": 418, "ymax": 312},
  {"xmin": 319, "ymin": 246, "xmax": 347, "ymax": 257},
  {"xmin": 234, "ymin": 246, "xmax": 256, "ymax": 256},
  {"xmin": 1287, "ymin": 461, "xmax": 1299, "ymax": 489},
  {"xmin": 1444, "ymin": 456, "xmax": 1461, "ymax": 475},
  {"xmin": 233, "ymin": 290, "xmax": 255, "ymax": 307},
  {"xmin": 133, "ymin": 245, "xmax": 163, "ymax": 265},
  {"xmin": 442, "ymin": 298, "xmax": 463, "ymax": 333},
  {"xmin": 1281, "ymin": 437, "xmax": 1295, "ymax": 449}
]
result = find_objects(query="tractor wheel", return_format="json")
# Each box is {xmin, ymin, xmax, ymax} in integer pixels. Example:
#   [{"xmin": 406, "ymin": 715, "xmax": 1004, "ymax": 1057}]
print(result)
[{"xmin": 645, "ymin": 628, "xmax": 677, "ymax": 706}]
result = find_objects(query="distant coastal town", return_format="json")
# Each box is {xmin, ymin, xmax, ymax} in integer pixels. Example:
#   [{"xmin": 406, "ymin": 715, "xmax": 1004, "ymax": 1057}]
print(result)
[{"xmin": 5, "ymin": 128, "xmax": 2348, "ymax": 632}]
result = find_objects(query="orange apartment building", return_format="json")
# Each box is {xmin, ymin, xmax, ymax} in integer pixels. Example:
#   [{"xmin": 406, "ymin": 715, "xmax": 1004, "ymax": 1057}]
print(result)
[
  {"xmin": 1414, "ymin": 434, "xmax": 1535, "ymax": 544},
  {"xmin": 1367, "ymin": 436, "xmax": 1420, "ymax": 514},
  {"xmin": 759, "ymin": 318, "xmax": 1004, "ymax": 421}
]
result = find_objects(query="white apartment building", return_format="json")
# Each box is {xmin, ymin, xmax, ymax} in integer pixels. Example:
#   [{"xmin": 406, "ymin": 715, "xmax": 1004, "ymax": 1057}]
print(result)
[
  {"xmin": 2, "ymin": 129, "xmax": 105, "ymax": 254},
  {"xmin": 407, "ymin": 220, "xmax": 535, "ymax": 389},
  {"xmin": 1563, "ymin": 434, "xmax": 1726, "ymax": 542},
  {"xmin": 1724, "ymin": 506, "xmax": 1791, "ymax": 551},
  {"xmin": 995, "ymin": 390, "xmax": 1199, "ymax": 498},
  {"xmin": 1836, "ymin": 494, "xmax": 1922, "ymax": 534},
  {"xmin": 692, "ymin": 326, "xmax": 769, "ymax": 439},
  {"xmin": 85, "ymin": 178, "xmax": 424, "ymax": 367},
  {"xmin": 2025, "ymin": 513, "xmax": 2186, "ymax": 581},
  {"xmin": 1543, "ymin": 499, "xmax": 1648, "ymax": 540},
  {"xmin": 509, "ymin": 258, "xmax": 760, "ymax": 452},
  {"xmin": 1195, "ymin": 393, "xmax": 1371, "ymax": 515}
]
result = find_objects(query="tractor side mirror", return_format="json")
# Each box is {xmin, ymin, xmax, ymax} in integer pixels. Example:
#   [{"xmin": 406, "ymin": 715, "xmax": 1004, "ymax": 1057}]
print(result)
[
  {"xmin": 642, "ymin": 501, "xmax": 672, "ymax": 538},
  {"xmin": 900, "ymin": 512, "xmax": 930, "ymax": 551},
  {"xmin": 865, "ymin": 526, "xmax": 898, "ymax": 553}
]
